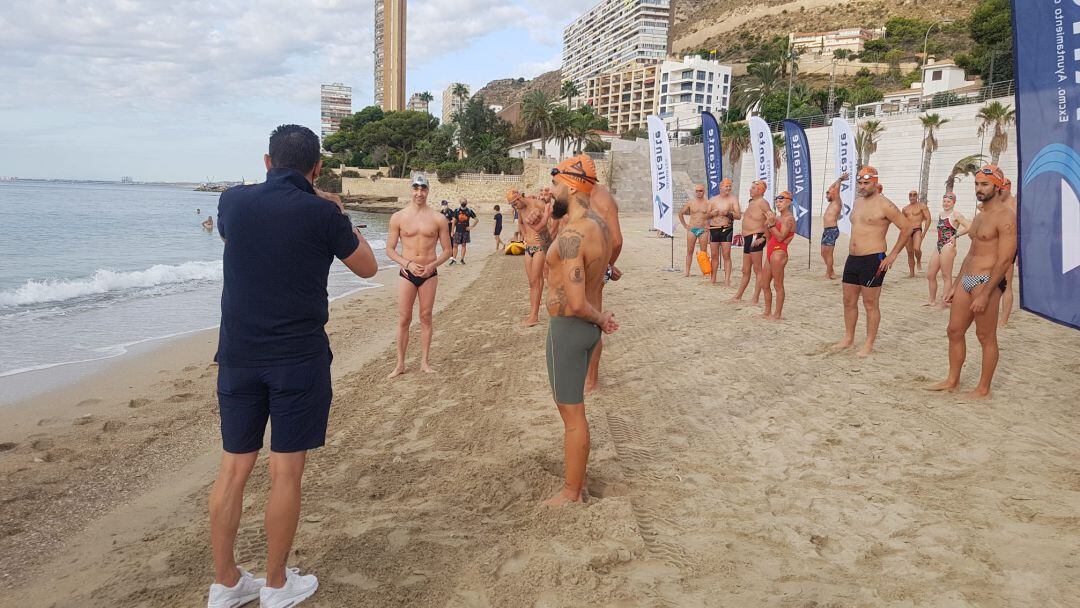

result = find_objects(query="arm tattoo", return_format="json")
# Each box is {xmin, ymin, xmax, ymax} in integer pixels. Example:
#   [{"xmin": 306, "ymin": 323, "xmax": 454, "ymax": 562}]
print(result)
[
  {"xmin": 1002, "ymin": 222, "xmax": 1016, "ymax": 236},
  {"xmin": 538, "ymin": 227, "xmax": 554, "ymax": 252},
  {"xmin": 570, "ymin": 266, "xmax": 585, "ymax": 283},
  {"xmin": 558, "ymin": 232, "xmax": 582, "ymax": 259}
]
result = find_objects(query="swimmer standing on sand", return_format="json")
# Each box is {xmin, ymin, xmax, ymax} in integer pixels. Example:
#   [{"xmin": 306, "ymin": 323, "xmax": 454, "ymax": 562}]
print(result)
[
  {"xmin": 543, "ymin": 155, "xmax": 617, "ymax": 506},
  {"xmin": 729, "ymin": 180, "xmax": 771, "ymax": 304},
  {"xmin": 678, "ymin": 185, "xmax": 710, "ymax": 277},
  {"xmin": 759, "ymin": 192, "xmax": 796, "ymax": 321},
  {"xmin": 901, "ymin": 189, "xmax": 933, "ymax": 277},
  {"xmin": 832, "ymin": 167, "xmax": 913, "ymax": 357},
  {"xmin": 385, "ymin": 173, "xmax": 453, "ymax": 378},
  {"xmin": 506, "ymin": 189, "xmax": 554, "ymax": 327},
  {"xmin": 820, "ymin": 173, "xmax": 848, "ymax": 279},
  {"xmin": 928, "ymin": 166, "xmax": 1017, "ymax": 399},
  {"xmin": 706, "ymin": 178, "xmax": 740, "ymax": 286}
]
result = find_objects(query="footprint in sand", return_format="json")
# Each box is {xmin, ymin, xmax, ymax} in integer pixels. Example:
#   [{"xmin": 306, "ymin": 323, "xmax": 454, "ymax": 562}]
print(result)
[
  {"xmin": 75, "ymin": 398, "xmax": 102, "ymax": 407},
  {"xmin": 165, "ymin": 393, "xmax": 196, "ymax": 403},
  {"xmin": 495, "ymin": 550, "xmax": 530, "ymax": 579},
  {"xmin": 128, "ymin": 398, "xmax": 150, "ymax": 409},
  {"xmin": 30, "ymin": 438, "xmax": 54, "ymax": 451},
  {"xmin": 0, "ymin": 442, "xmax": 17, "ymax": 452}
]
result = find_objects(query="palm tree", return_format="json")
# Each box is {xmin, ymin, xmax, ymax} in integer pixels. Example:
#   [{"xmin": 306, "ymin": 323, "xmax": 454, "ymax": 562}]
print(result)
[
  {"xmin": 776, "ymin": 37, "xmax": 799, "ymax": 79},
  {"xmin": 521, "ymin": 90, "xmax": 554, "ymax": 158},
  {"xmin": 918, "ymin": 113, "xmax": 949, "ymax": 203},
  {"xmin": 855, "ymin": 120, "xmax": 884, "ymax": 168},
  {"xmin": 569, "ymin": 105, "xmax": 605, "ymax": 153},
  {"xmin": 721, "ymin": 121, "xmax": 751, "ymax": 181},
  {"xmin": 550, "ymin": 105, "xmax": 574, "ymax": 159},
  {"xmin": 772, "ymin": 132, "xmax": 785, "ymax": 191},
  {"xmin": 418, "ymin": 91, "xmax": 434, "ymax": 104},
  {"xmin": 945, "ymin": 154, "xmax": 986, "ymax": 196},
  {"xmin": 976, "ymin": 101, "xmax": 1016, "ymax": 165},
  {"xmin": 736, "ymin": 62, "xmax": 781, "ymax": 116},
  {"xmin": 451, "ymin": 83, "xmax": 469, "ymax": 102},
  {"xmin": 560, "ymin": 80, "xmax": 581, "ymax": 108}
]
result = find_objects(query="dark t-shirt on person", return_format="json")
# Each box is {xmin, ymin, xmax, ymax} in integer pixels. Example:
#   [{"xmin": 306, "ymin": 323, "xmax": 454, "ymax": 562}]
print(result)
[
  {"xmin": 216, "ymin": 168, "xmax": 359, "ymax": 367},
  {"xmin": 494, "ymin": 212, "xmax": 503, "ymax": 234},
  {"xmin": 454, "ymin": 207, "xmax": 476, "ymax": 232}
]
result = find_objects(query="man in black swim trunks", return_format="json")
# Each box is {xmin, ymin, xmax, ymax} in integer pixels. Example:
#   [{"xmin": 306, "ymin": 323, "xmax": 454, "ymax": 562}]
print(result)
[
  {"xmin": 385, "ymin": 173, "xmax": 453, "ymax": 378},
  {"xmin": 831, "ymin": 167, "xmax": 913, "ymax": 357},
  {"xmin": 706, "ymin": 178, "xmax": 740, "ymax": 286},
  {"xmin": 728, "ymin": 179, "xmax": 770, "ymax": 304}
]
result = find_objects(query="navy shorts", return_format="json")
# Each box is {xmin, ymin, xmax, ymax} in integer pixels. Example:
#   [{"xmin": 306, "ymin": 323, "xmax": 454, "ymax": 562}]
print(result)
[{"xmin": 217, "ymin": 352, "xmax": 333, "ymax": 453}]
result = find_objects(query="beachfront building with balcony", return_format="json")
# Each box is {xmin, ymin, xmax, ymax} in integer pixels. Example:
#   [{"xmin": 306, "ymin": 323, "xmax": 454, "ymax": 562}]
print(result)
[
  {"xmin": 788, "ymin": 28, "xmax": 884, "ymax": 57},
  {"xmin": 562, "ymin": 0, "xmax": 671, "ymax": 93},
  {"xmin": 407, "ymin": 92, "xmax": 430, "ymax": 114},
  {"xmin": 860, "ymin": 60, "xmax": 982, "ymax": 116},
  {"xmin": 587, "ymin": 61, "xmax": 660, "ymax": 135},
  {"xmin": 320, "ymin": 83, "xmax": 352, "ymax": 138},
  {"xmin": 657, "ymin": 56, "xmax": 732, "ymax": 137},
  {"xmin": 442, "ymin": 83, "xmax": 468, "ymax": 125}
]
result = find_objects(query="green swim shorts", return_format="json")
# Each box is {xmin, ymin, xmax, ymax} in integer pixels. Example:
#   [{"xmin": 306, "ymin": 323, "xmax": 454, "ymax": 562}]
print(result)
[{"xmin": 545, "ymin": 316, "xmax": 602, "ymax": 405}]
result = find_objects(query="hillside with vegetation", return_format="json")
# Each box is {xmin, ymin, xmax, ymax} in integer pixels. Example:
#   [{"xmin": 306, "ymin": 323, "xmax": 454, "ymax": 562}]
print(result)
[
  {"xmin": 472, "ymin": 70, "xmax": 563, "ymax": 108},
  {"xmin": 671, "ymin": 0, "xmax": 1011, "ymax": 125}
]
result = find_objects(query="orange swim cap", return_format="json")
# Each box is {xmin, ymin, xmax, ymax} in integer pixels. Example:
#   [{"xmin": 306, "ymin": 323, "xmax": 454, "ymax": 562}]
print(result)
[
  {"xmin": 977, "ymin": 164, "xmax": 1006, "ymax": 187},
  {"xmin": 775, "ymin": 191, "xmax": 792, "ymax": 202},
  {"xmin": 551, "ymin": 155, "xmax": 597, "ymax": 194},
  {"xmin": 857, "ymin": 167, "xmax": 879, "ymax": 183},
  {"xmin": 720, "ymin": 178, "xmax": 733, "ymax": 188},
  {"xmin": 1003, "ymin": 177, "xmax": 1012, "ymax": 191},
  {"xmin": 506, "ymin": 188, "xmax": 523, "ymax": 203}
]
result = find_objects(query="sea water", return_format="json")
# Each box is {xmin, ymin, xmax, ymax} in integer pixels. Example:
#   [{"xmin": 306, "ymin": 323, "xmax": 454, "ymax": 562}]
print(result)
[{"xmin": 0, "ymin": 180, "xmax": 389, "ymax": 381}]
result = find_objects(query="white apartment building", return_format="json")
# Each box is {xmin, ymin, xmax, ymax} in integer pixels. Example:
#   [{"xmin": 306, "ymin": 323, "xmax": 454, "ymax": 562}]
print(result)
[
  {"xmin": 789, "ymin": 28, "xmax": 884, "ymax": 56},
  {"xmin": 442, "ymin": 83, "xmax": 468, "ymax": 124},
  {"xmin": 562, "ymin": 0, "xmax": 671, "ymax": 92},
  {"xmin": 658, "ymin": 57, "xmax": 732, "ymax": 136},
  {"xmin": 407, "ymin": 93, "xmax": 430, "ymax": 113},
  {"xmin": 320, "ymin": 83, "xmax": 352, "ymax": 138},
  {"xmin": 587, "ymin": 61, "xmax": 660, "ymax": 134}
]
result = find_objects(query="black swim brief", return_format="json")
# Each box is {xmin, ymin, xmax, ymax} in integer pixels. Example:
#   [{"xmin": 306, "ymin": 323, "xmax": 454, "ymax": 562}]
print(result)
[
  {"xmin": 743, "ymin": 233, "xmax": 766, "ymax": 254},
  {"xmin": 400, "ymin": 267, "xmax": 437, "ymax": 288},
  {"xmin": 710, "ymin": 225, "xmax": 733, "ymax": 243},
  {"xmin": 842, "ymin": 252, "xmax": 887, "ymax": 288}
]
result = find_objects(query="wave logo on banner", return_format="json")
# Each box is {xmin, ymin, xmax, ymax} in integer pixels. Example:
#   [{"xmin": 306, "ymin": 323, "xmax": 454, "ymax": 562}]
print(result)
[
  {"xmin": 783, "ymin": 120, "xmax": 812, "ymax": 239},
  {"xmin": 1023, "ymin": 145, "xmax": 1080, "ymax": 274},
  {"xmin": 833, "ymin": 117, "xmax": 857, "ymax": 234},
  {"xmin": 1013, "ymin": 0, "xmax": 1080, "ymax": 329},
  {"xmin": 702, "ymin": 111, "xmax": 723, "ymax": 199},
  {"xmin": 648, "ymin": 115, "xmax": 674, "ymax": 236},
  {"xmin": 749, "ymin": 116, "xmax": 775, "ymax": 204}
]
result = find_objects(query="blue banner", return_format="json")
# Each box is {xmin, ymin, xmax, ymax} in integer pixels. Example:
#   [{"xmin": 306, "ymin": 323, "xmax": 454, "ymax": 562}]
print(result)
[
  {"xmin": 702, "ymin": 111, "xmax": 723, "ymax": 198},
  {"xmin": 1013, "ymin": 0, "xmax": 1080, "ymax": 329},
  {"xmin": 783, "ymin": 120, "xmax": 812, "ymax": 239}
]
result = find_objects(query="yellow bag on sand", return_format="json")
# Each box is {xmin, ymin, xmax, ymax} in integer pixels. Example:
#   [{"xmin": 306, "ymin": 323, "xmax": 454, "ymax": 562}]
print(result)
[
  {"xmin": 697, "ymin": 250, "xmax": 712, "ymax": 275},
  {"xmin": 505, "ymin": 241, "xmax": 525, "ymax": 255}
]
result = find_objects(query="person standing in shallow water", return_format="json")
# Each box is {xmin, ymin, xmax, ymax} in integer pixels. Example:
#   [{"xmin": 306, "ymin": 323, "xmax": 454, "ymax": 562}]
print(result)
[
  {"xmin": 385, "ymin": 173, "xmax": 453, "ymax": 379},
  {"xmin": 207, "ymin": 124, "xmax": 377, "ymax": 608}
]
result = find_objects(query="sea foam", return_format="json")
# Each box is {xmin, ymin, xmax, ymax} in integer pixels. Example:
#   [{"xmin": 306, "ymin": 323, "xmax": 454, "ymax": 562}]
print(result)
[{"xmin": 0, "ymin": 261, "xmax": 224, "ymax": 307}]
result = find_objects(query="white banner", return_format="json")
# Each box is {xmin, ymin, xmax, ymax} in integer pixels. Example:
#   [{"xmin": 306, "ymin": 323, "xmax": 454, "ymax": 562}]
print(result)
[
  {"xmin": 648, "ymin": 115, "xmax": 674, "ymax": 236},
  {"xmin": 749, "ymin": 116, "xmax": 775, "ymax": 205},
  {"xmin": 833, "ymin": 117, "xmax": 857, "ymax": 235}
]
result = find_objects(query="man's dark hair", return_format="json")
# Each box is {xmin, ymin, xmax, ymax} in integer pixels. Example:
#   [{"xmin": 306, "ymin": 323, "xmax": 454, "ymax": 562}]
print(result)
[
  {"xmin": 268, "ymin": 124, "xmax": 321, "ymax": 174},
  {"xmin": 494, "ymin": 204, "xmax": 500, "ymax": 211}
]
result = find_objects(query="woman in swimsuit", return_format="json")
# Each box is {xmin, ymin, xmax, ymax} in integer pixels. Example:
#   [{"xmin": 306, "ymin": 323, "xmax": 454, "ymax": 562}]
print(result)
[
  {"xmin": 925, "ymin": 193, "xmax": 971, "ymax": 307},
  {"xmin": 758, "ymin": 192, "xmax": 797, "ymax": 321}
]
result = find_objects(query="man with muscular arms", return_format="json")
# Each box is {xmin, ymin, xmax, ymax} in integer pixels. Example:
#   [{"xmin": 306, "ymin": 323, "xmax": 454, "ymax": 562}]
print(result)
[
  {"xmin": 820, "ymin": 173, "xmax": 847, "ymax": 280},
  {"xmin": 385, "ymin": 174, "xmax": 453, "ymax": 378},
  {"xmin": 928, "ymin": 166, "xmax": 1017, "ymax": 398},
  {"xmin": 678, "ymin": 185, "xmax": 711, "ymax": 277},
  {"xmin": 542, "ymin": 155, "xmax": 618, "ymax": 506},
  {"xmin": 901, "ymin": 189, "xmax": 933, "ymax": 277},
  {"xmin": 584, "ymin": 182, "xmax": 622, "ymax": 395},
  {"xmin": 832, "ymin": 167, "xmax": 914, "ymax": 356},
  {"xmin": 728, "ymin": 180, "xmax": 770, "ymax": 304},
  {"xmin": 706, "ymin": 178, "xmax": 740, "ymax": 286}
]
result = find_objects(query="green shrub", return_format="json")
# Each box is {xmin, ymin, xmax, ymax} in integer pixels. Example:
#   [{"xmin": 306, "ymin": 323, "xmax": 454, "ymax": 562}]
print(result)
[
  {"xmin": 314, "ymin": 176, "xmax": 341, "ymax": 193},
  {"xmin": 341, "ymin": 170, "xmax": 361, "ymax": 178},
  {"xmin": 436, "ymin": 161, "xmax": 464, "ymax": 182}
]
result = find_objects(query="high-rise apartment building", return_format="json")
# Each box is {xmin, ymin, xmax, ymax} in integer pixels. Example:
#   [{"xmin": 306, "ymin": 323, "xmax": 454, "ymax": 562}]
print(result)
[
  {"xmin": 407, "ymin": 92, "xmax": 430, "ymax": 113},
  {"xmin": 374, "ymin": 0, "xmax": 406, "ymax": 111},
  {"xmin": 586, "ymin": 61, "xmax": 660, "ymax": 135},
  {"xmin": 562, "ymin": 0, "xmax": 671, "ymax": 92},
  {"xmin": 320, "ymin": 83, "xmax": 352, "ymax": 138},
  {"xmin": 657, "ymin": 56, "xmax": 732, "ymax": 136},
  {"xmin": 442, "ymin": 83, "xmax": 468, "ymax": 124}
]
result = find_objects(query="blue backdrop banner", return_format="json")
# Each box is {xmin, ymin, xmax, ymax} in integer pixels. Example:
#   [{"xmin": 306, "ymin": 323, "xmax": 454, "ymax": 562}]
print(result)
[
  {"xmin": 783, "ymin": 119, "xmax": 813, "ymax": 239},
  {"xmin": 702, "ymin": 111, "xmax": 723, "ymax": 199},
  {"xmin": 1013, "ymin": 0, "xmax": 1080, "ymax": 329}
]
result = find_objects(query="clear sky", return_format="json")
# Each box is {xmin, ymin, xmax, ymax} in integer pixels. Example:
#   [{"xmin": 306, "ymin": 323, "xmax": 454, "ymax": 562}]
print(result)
[{"xmin": 0, "ymin": 0, "xmax": 582, "ymax": 182}]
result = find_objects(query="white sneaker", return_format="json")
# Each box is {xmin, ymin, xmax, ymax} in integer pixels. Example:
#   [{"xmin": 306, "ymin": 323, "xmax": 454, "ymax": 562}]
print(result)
[
  {"xmin": 208, "ymin": 567, "xmax": 265, "ymax": 608},
  {"xmin": 260, "ymin": 568, "xmax": 318, "ymax": 608}
]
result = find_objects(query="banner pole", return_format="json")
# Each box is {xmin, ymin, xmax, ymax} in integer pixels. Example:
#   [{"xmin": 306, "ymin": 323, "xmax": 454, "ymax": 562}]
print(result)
[{"xmin": 817, "ymin": 122, "xmax": 834, "ymax": 270}]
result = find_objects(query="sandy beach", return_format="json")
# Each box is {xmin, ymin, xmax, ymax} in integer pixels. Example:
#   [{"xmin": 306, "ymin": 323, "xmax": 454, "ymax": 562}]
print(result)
[{"xmin": 2, "ymin": 214, "xmax": 1079, "ymax": 607}]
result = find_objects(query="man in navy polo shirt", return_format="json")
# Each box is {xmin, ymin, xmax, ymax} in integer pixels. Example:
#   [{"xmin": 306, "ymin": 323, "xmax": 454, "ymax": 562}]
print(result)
[{"xmin": 206, "ymin": 124, "xmax": 377, "ymax": 608}]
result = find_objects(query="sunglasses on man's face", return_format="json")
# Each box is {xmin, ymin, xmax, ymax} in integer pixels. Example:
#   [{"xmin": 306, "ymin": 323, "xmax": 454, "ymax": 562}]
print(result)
[{"xmin": 412, "ymin": 185, "xmax": 428, "ymax": 191}]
